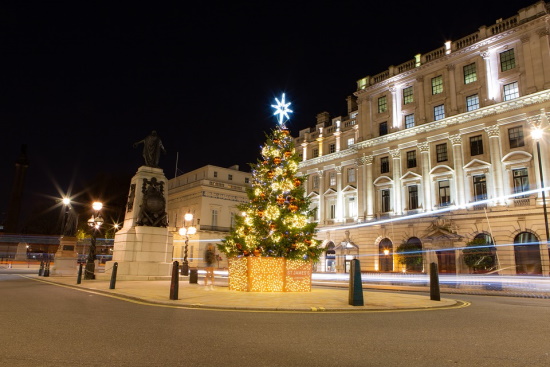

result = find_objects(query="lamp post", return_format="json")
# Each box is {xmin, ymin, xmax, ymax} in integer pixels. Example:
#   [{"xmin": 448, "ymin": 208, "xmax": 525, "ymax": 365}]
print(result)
[
  {"xmin": 84, "ymin": 201, "xmax": 103, "ymax": 280},
  {"xmin": 531, "ymin": 118, "xmax": 550, "ymax": 253},
  {"xmin": 178, "ymin": 212, "xmax": 196, "ymax": 276}
]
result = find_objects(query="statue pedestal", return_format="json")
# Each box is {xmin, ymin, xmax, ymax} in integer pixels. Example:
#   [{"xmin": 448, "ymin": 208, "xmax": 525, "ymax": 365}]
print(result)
[
  {"xmin": 14, "ymin": 242, "xmax": 28, "ymax": 261},
  {"xmin": 100, "ymin": 166, "xmax": 174, "ymax": 280},
  {"xmin": 51, "ymin": 237, "xmax": 78, "ymax": 276}
]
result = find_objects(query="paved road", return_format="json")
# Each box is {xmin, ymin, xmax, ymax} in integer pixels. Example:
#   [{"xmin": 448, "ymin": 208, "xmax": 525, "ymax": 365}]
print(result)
[{"xmin": 1, "ymin": 274, "xmax": 548, "ymax": 367}]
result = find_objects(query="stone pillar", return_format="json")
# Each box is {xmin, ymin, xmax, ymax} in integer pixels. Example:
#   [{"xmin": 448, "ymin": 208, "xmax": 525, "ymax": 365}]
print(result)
[
  {"xmin": 481, "ymin": 50, "xmax": 497, "ymax": 103},
  {"xmin": 336, "ymin": 166, "xmax": 343, "ymax": 222},
  {"xmin": 356, "ymin": 157, "xmax": 366, "ymax": 222},
  {"xmin": 318, "ymin": 170, "xmax": 325, "ymax": 223},
  {"xmin": 390, "ymin": 149, "xmax": 402, "ymax": 215},
  {"xmin": 419, "ymin": 142, "xmax": 432, "ymax": 210},
  {"xmin": 485, "ymin": 125, "xmax": 505, "ymax": 205},
  {"xmin": 365, "ymin": 155, "xmax": 374, "ymax": 219},
  {"xmin": 301, "ymin": 142, "xmax": 308, "ymax": 161},
  {"xmin": 390, "ymin": 86, "xmax": 401, "ymax": 129},
  {"xmin": 521, "ymin": 35, "xmax": 537, "ymax": 94},
  {"xmin": 416, "ymin": 77, "xmax": 426, "ymax": 124},
  {"xmin": 447, "ymin": 64, "xmax": 458, "ymax": 115},
  {"xmin": 334, "ymin": 130, "xmax": 341, "ymax": 152},
  {"xmin": 449, "ymin": 134, "xmax": 466, "ymax": 207},
  {"xmin": 537, "ymin": 28, "xmax": 550, "ymax": 90}
]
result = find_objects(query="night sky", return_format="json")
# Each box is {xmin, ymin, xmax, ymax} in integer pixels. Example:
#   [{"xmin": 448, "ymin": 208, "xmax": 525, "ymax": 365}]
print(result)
[{"xmin": 1, "ymin": 0, "xmax": 539, "ymax": 227}]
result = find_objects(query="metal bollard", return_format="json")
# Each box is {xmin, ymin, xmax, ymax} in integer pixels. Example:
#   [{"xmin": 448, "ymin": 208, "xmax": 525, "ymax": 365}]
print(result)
[
  {"xmin": 109, "ymin": 262, "xmax": 118, "ymax": 289},
  {"xmin": 430, "ymin": 262, "xmax": 440, "ymax": 301},
  {"xmin": 189, "ymin": 268, "xmax": 198, "ymax": 284},
  {"xmin": 38, "ymin": 261, "xmax": 44, "ymax": 276},
  {"xmin": 348, "ymin": 259, "xmax": 364, "ymax": 306},
  {"xmin": 43, "ymin": 262, "xmax": 50, "ymax": 277},
  {"xmin": 169, "ymin": 261, "xmax": 179, "ymax": 300},
  {"xmin": 77, "ymin": 263, "xmax": 83, "ymax": 284}
]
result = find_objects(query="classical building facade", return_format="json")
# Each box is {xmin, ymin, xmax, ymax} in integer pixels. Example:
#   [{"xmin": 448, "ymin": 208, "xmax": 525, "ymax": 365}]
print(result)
[
  {"xmin": 295, "ymin": 1, "xmax": 550, "ymax": 275},
  {"xmin": 166, "ymin": 165, "xmax": 251, "ymax": 269}
]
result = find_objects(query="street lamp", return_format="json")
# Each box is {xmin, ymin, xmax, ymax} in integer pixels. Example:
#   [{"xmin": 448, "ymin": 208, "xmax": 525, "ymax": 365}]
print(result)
[
  {"xmin": 178, "ymin": 212, "xmax": 196, "ymax": 276},
  {"xmin": 85, "ymin": 201, "xmax": 103, "ymax": 280},
  {"xmin": 531, "ymin": 113, "xmax": 550, "ymax": 252}
]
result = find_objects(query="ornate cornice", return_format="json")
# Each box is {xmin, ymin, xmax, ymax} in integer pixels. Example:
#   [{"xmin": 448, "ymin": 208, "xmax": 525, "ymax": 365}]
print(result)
[
  {"xmin": 448, "ymin": 134, "xmax": 463, "ymax": 145},
  {"xmin": 390, "ymin": 149, "xmax": 401, "ymax": 159},
  {"xmin": 484, "ymin": 125, "xmax": 500, "ymax": 138},
  {"xmin": 418, "ymin": 142, "xmax": 430, "ymax": 152}
]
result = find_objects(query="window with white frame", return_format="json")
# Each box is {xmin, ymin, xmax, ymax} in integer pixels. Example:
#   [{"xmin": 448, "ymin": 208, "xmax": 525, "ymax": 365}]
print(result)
[
  {"xmin": 436, "ymin": 143, "xmax": 448, "ymax": 162},
  {"xmin": 329, "ymin": 171, "xmax": 336, "ymax": 186},
  {"xmin": 347, "ymin": 137, "xmax": 355, "ymax": 147},
  {"xmin": 503, "ymin": 82, "xmax": 519, "ymax": 101},
  {"xmin": 380, "ymin": 157, "xmax": 389, "ymax": 174},
  {"xmin": 312, "ymin": 148, "xmax": 319, "ymax": 158},
  {"xmin": 405, "ymin": 114, "xmax": 415, "ymax": 129},
  {"xmin": 434, "ymin": 104, "xmax": 445, "ymax": 121},
  {"xmin": 408, "ymin": 185, "xmax": 419, "ymax": 210},
  {"xmin": 347, "ymin": 167, "xmax": 356, "ymax": 183},
  {"xmin": 466, "ymin": 94, "xmax": 479, "ymax": 111},
  {"xmin": 500, "ymin": 49, "xmax": 516, "ymax": 72},
  {"xmin": 406, "ymin": 150, "xmax": 417, "ymax": 168},
  {"xmin": 403, "ymin": 86, "xmax": 414, "ymax": 104},
  {"xmin": 312, "ymin": 175, "xmax": 320, "ymax": 189},
  {"xmin": 329, "ymin": 201, "xmax": 337, "ymax": 219},
  {"xmin": 508, "ymin": 126, "xmax": 524, "ymax": 148},
  {"xmin": 346, "ymin": 196, "xmax": 357, "ymax": 218},
  {"xmin": 211, "ymin": 209, "xmax": 218, "ymax": 227},
  {"xmin": 470, "ymin": 135, "xmax": 483, "ymax": 156},
  {"xmin": 381, "ymin": 189, "xmax": 391, "ymax": 213}
]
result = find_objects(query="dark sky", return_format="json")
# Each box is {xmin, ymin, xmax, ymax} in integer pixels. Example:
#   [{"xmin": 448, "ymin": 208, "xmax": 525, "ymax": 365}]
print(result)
[{"xmin": 1, "ymin": 0, "xmax": 539, "ymax": 223}]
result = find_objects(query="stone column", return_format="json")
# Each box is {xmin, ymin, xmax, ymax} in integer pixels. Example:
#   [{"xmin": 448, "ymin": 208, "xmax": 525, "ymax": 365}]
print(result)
[
  {"xmin": 334, "ymin": 131, "xmax": 341, "ymax": 152},
  {"xmin": 390, "ymin": 149, "xmax": 402, "ymax": 215},
  {"xmin": 521, "ymin": 35, "xmax": 537, "ymax": 94},
  {"xmin": 336, "ymin": 166, "xmax": 343, "ymax": 221},
  {"xmin": 301, "ymin": 142, "xmax": 308, "ymax": 161},
  {"xmin": 416, "ymin": 77, "xmax": 426, "ymax": 124},
  {"xmin": 537, "ymin": 28, "xmax": 550, "ymax": 90},
  {"xmin": 485, "ymin": 125, "xmax": 505, "ymax": 205},
  {"xmin": 365, "ymin": 155, "xmax": 374, "ymax": 219},
  {"xmin": 419, "ymin": 142, "xmax": 432, "ymax": 210},
  {"xmin": 390, "ymin": 86, "xmax": 401, "ymax": 129},
  {"xmin": 447, "ymin": 64, "xmax": 458, "ymax": 115},
  {"xmin": 449, "ymin": 134, "xmax": 465, "ymax": 207},
  {"xmin": 481, "ymin": 50, "xmax": 497, "ymax": 103},
  {"xmin": 356, "ymin": 157, "xmax": 365, "ymax": 222},
  {"xmin": 318, "ymin": 170, "xmax": 325, "ymax": 223}
]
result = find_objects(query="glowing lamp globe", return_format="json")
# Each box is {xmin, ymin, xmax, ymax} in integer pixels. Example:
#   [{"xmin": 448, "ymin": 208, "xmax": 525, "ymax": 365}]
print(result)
[
  {"xmin": 184, "ymin": 213, "xmax": 193, "ymax": 222},
  {"xmin": 92, "ymin": 202, "xmax": 103, "ymax": 211},
  {"xmin": 179, "ymin": 227, "xmax": 187, "ymax": 236}
]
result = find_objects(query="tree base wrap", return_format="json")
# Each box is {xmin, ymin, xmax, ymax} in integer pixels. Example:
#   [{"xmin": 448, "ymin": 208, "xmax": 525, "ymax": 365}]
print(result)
[{"xmin": 228, "ymin": 257, "xmax": 312, "ymax": 292}]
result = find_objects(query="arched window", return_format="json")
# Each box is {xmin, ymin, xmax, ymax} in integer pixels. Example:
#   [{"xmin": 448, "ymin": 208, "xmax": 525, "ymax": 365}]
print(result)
[
  {"xmin": 325, "ymin": 242, "xmax": 336, "ymax": 272},
  {"xmin": 397, "ymin": 237, "xmax": 423, "ymax": 272},
  {"xmin": 378, "ymin": 238, "xmax": 393, "ymax": 272},
  {"xmin": 514, "ymin": 232, "xmax": 542, "ymax": 275}
]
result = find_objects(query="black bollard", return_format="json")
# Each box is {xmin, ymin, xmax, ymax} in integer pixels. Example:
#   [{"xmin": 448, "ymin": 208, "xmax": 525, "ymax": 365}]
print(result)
[
  {"xmin": 77, "ymin": 263, "xmax": 83, "ymax": 284},
  {"xmin": 169, "ymin": 261, "xmax": 179, "ymax": 300},
  {"xmin": 109, "ymin": 262, "xmax": 118, "ymax": 289},
  {"xmin": 189, "ymin": 268, "xmax": 198, "ymax": 284},
  {"xmin": 38, "ymin": 261, "xmax": 44, "ymax": 276},
  {"xmin": 348, "ymin": 259, "xmax": 364, "ymax": 306},
  {"xmin": 430, "ymin": 262, "xmax": 441, "ymax": 301},
  {"xmin": 43, "ymin": 262, "xmax": 50, "ymax": 277}
]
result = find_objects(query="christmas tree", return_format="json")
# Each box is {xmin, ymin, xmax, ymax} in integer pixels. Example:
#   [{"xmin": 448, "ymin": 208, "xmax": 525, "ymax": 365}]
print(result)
[{"xmin": 219, "ymin": 94, "xmax": 322, "ymax": 261}]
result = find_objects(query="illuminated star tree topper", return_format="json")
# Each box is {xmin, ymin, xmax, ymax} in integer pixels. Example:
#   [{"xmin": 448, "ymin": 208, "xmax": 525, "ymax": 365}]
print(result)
[{"xmin": 271, "ymin": 93, "xmax": 293, "ymax": 128}]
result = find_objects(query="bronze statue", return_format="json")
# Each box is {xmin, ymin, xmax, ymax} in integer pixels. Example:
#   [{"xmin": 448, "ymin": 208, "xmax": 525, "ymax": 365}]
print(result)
[
  {"xmin": 133, "ymin": 130, "xmax": 166, "ymax": 168},
  {"xmin": 62, "ymin": 207, "xmax": 79, "ymax": 237}
]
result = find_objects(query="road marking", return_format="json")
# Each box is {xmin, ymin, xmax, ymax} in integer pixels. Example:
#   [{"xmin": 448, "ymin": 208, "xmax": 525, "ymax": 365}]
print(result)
[{"xmin": 21, "ymin": 275, "xmax": 470, "ymax": 314}]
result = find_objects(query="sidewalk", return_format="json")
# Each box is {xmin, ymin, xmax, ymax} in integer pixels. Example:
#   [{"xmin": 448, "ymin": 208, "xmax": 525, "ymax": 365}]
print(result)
[{"xmin": 26, "ymin": 274, "xmax": 462, "ymax": 312}]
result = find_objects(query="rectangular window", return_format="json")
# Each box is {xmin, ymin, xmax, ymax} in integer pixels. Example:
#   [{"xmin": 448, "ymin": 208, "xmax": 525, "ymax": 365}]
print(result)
[
  {"xmin": 439, "ymin": 180, "xmax": 451, "ymax": 206},
  {"xmin": 500, "ymin": 49, "xmax": 516, "ymax": 72},
  {"xmin": 466, "ymin": 94, "xmax": 479, "ymax": 111},
  {"xmin": 228, "ymin": 174, "xmax": 233, "ymax": 181},
  {"xmin": 463, "ymin": 63, "xmax": 477, "ymax": 84},
  {"xmin": 380, "ymin": 157, "xmax": 389, "ymax": 174},
  {"xmin": 230, "ymin": 212, "xmax": 235, "ymax": 228},
  {"xmin": 329, "ymin": 203, "xmax": 336, "ymax": 219},
  {"xmin": 378, "ymin": 96, "xmax": 387, "ymax": 113},
  {"xmin": 245, "ymin": 177, "xmax": 250, "ymax": 184},
  {"xmin": 211, "ymin": 209, "xmax": 218, "ymax": 227},
  {"xmin": 436, "ymin": 143, "xmax": 448, "ymax": 162},
  {"xmin": 473, "ymin": 175, "xmax": 487, "ymax": 201},
  {"xmin": 329, "ymin": 171, "xmax": 336, "ymax": 186},
  {"xmin": 312, "ymin": 148, "xmax": 319, "ymax": 158},
  {"xmin": 470, "ymin": 135, "xmax": 483, "ymax": 156},
  {"xmin": 403, "ymin": 86, "xmax": 414, "ymax": 104},
  {"xmin": 408, "ymin": 185, "xmax": 419, "ymax": 210},
  {"xmin": 431, "ymin": 75, "xmax": 443, "ymax": 94},
  {"xmin": 381, "ymin": 189, "xmax": 391, "ymax": 212},
  {"xmin": 213, "ymin": 171, "xmax": 218, "ymax": 178},
  {"xmin": 503, "ymin": 82, "xmax": 519, "ymax": 101},
  {"xmin": 329, "ymin": 143, "xmax": 336, "ymax": 154},
  {"xmin": 405, "ymin": 114, "xmax": 415, "ymax": 129},
  {"xmin": 513, "ymin": 168, "xmax": 529, "ymax": 197},
  {"xmin": 347, "ymin": 137, "xmax": 355, "ymax": 147},
  {"xmin": 508, "ymin": 126, "xmax": 524, "ymax": 148},
  {"xmin": 347, "ymin": 167, "xmax": 356, "ymax": 183},
  {"xmin": 406, "ymin": 150, "xmax": 417, "ymax": 168},
  {"xmin": 312, "ymin": 175, "xmax": 320, "ymax": 189},
  {"xmin": 379, "ymin": 121, "xmax": 388, "ymax": 136},
  {"xmin": 346, "ymin": 196, "xmax": 357, "ymax": 217},
  {"xmin": 434, "ymin": 104, "xmax": 445, "ymax": 121}
]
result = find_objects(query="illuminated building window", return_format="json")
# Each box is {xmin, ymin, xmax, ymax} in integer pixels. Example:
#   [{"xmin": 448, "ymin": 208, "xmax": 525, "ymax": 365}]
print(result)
[
  {"xmin": 466, "ymin": 94, "xmax": 479, "ymax": 111},
  {"xmin": 438, "ymin": 180, "xmax": 451, "ymax": 206},
  {"xmin": 434, "ymin": 104, "xmax": 445, "ymax": 121},
  {"xmin": 403, "ymin": 86, "xmax": 414, "ymax": 104},
  {"xmin": 408, "ymin": 185, "xmax": 419, "ymax": 210},
  {"xmin": 473, "ymin": 175, "xmax": 487, "ymax": 201},
  {"xmin": 470, "ymin": 135, "xmax": 483, "ymax": 156},
  {"xmin": 379, "ymin": 121, "xmax": 388, "ymax": 136},
  {"xmin": 312, "ymin": 175, "xmax": 320, "ymax": 189},
  {"xmin": 211, "ymin": 209, "xmax": 218, "ymax": 227},
  {"xmin": 513, "ymin": 168, "xmax": 529, "ymax": 197},
  {"xmin": 329, "ymin": 171, "xmax": 336, "ymax": 186},
  {"xmin": 508, "ymin": 126, "xmax": 524, "ymax": 148},
  {"xmin": 378, "ymin": 96, "xmax": 387, "ymax": 113},
  {"xmin": 347, "ymin": 137, "xmax": 355, "ymax": 147},
  {"xmin": 431, "ymin": 75, "xmax": 443, "ymax": 94},
  {"xmin": 329, "ymin": 202, "xmax": 336, "ymax": 219},
  {"xmin": 463, "ymin": 63, "xmax": 477, "ymax": 84},
  {"xmin": 436, "ymin": 143, "xmax": 448, "ymax": 162},
  {"xmin": 406, "ymin": 150, "xmax": 416, "ymax": 168},
  {"xmin": 381, "ymin": 189, "xmax": 391, "ymax": 212},
  {"xmin": 503, "ymin": 82, "xmax": 519, "ymax": 101},
  {"xmin": 405, "ymin": 114, "xmax": 415, "ymax": 129},
  {"xmin": 347, "ymin": 167, "xmax": 356, "ymax": 183},
  {"xmin": 346, "ymin": 196, "xmax": 357, "ymax": 217},
  {"xmin": 500, "ymin": 49, "xmax": 516, "ymax": 72},
  {"xmin": 380, "ymin": 157, "xmax": 389, "ymax": 174},
  {"xmin": 312, "ymin": 148, "xmax": 319, "ymax": 158},
  {"xmin": 329, "ymin": 143, "xmax": 336, "ymax": 153}
]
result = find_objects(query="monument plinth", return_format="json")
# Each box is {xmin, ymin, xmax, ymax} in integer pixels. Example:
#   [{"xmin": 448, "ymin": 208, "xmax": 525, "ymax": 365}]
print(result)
[
  {"xmin": 103, "ymin": 165, "xmax": 173, "ymax": 280},
  {"xmin": 51, "ymin": 236, "xmax": 78, "ymax": 276}
]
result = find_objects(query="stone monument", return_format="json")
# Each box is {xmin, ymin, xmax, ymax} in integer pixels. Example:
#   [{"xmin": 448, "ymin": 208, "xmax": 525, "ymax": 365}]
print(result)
[
  {"xmin": 51, "ymin": 207, "xmax": 79, "ymax": 276},
  {"xmin": 102, "ymin": 131, "xmax": 173, "ymax": 280}
]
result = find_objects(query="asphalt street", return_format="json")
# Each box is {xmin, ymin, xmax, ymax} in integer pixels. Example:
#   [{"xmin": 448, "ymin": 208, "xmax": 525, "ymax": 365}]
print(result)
[{"xmin": 0, "ymin": 274, "xmax": 549, "ymax": 367}]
